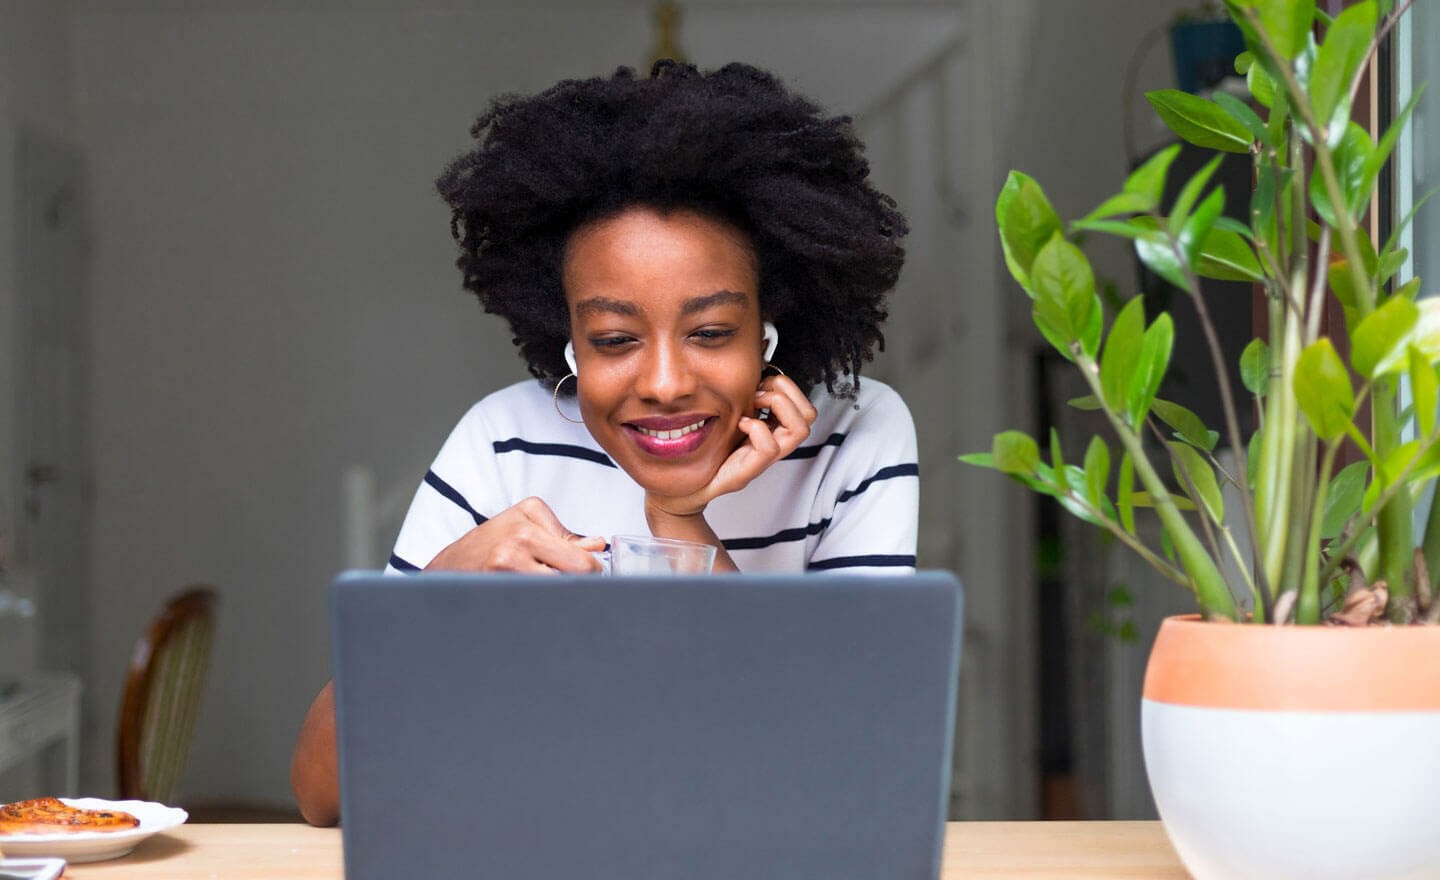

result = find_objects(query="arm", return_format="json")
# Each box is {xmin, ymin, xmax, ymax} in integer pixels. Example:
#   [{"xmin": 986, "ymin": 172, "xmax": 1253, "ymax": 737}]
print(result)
[
  {"xmin": 291, "ymin": 682, "xmax": 339, "ymax": 827},
  {"xmin": 291, "ymin": 496, "xmax": 603, "ymax": 827}
]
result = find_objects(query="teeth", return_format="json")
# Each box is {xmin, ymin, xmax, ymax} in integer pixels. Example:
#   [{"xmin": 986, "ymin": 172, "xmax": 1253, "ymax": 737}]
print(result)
[{"xmin": 636, "ymin": 419, "xmax": 706, "ymax": 440}]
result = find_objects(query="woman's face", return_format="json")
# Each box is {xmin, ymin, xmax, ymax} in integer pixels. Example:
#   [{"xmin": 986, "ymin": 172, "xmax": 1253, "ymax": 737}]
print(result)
[{"xmin": 563, "ymin": 206, "xmax": 766, "ymax": 498}]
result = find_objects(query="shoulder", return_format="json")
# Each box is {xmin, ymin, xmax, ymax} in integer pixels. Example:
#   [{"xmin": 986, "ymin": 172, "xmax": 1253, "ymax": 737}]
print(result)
[
  {"xmin": 449, "ymin": 379, "xmax": 590, "ymax": 441},
  {"xmin": 809, "ymin": 378, "xmax": 914, "ymax": 439}
]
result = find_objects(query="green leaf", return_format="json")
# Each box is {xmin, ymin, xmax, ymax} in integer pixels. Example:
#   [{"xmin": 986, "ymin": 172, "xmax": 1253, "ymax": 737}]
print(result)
[
  {"xmin": 1294, "ymin": 338, "xmax": 1356, "ymax": 442},
  {"xmin": 1350, "ymin": 295, "xmax": 1418, "ymax": 378},
  {"xmin": 1310, "ymin": 2, "xmax": 1376, "ymax": 146},
  {"xmin": 1032, "ymin": 309, "xmax": 1079, "ymax": 363},
  {"xmin": 1310, "ymin": 122, "xmax": 1374, "ymax": 225},
  {"xmin": 1078, "ymin": 290, "xmax": 1104, "ymax": 359},
  {"xmin": 1050, "ymin": 427, "xmax": 1068, "ymax": 491},
  {"xmin": 1376, "ymin": 248, "xmax": 1408, "ymax": 285},
  {"xmin": 1211, "ymin": 91, "xmax": 1269, "ymax": 145},
  {"xmin": 1083, "ymin": 192, "xmax": 1153, "ymax": 222},
  {"xmin": 1229, "ymin": 0, "xmax": 1316, "ymax": 62},
  {"xmin": 1129, "ymin": 314, "xmax": 1174, "ymax": 426},
  {"xmin": 1247, "ymin": 428, "xmax": 1263, "ymax": 490},
  {"xmin": 1151, "ymin": 399, "xmax": 1219, "ymax": 451},
  {"xmin": 992, "ymin": 430, "xmax": 1040, "ymax": 475},
  {"xmin": 1071, "ymin": 217, "xmax": 1160, "ymax": 242},
  {"xmin": 958, "ymin": 452, "xmax": 994, "ymax": 468},
  {"xmin": 1134, "ymin": 227, "xmax": 1188, "ymax": 290},
  {"xmin": 1118, "ymin": 451, "xmax": 1136, "ymax": 534},
  {"xmin": 1179, "ymin": 187, "xmax": 1226, "ymax": 271},
  {"xmin": 1134, "ymin": 492, "xmax": 1198, "ymax": 512},
  {"xmin": 1382, "ymin": 185, "xmax": 1439, "ymax": 268},
  {"xmin": 1101, "ymin": 297, "xmax": 1145, "ymax": 418},
  {"xmin": 997, "ymin": 172, "xmax": 1063, "ymax": 292},
  {"xmin": 1079, "ymin": 141, "xmax": 1181, "ymax": 223},
  {"xmin": 1241, "ymin": 337, "xmax": 1270, "ymax": 396},
  {"xmin": 1251, "ymin": 164, "xmax": 1291, "ymax": 250},
  {"xmin": 1170, "ymin": 441, "xmax": 1225, "ymax": 523},
  {"xmin": 1212, "ymin": 216, "xmax": 1254, "ymax": 238},
  {"xmin": 1145, "ymin": 90, "xmax": 1255, "ymax": 154},
  {"xmin": 1169, "ymin": 155, "xmax": 1225, "ymax": 238},
  {"xmin": 1031, "ymin": 234, "xmax": 1098, "ymax": 353},
  {"xmin": 1410, "ymin": 346, "xmax": 1438, "ymax": 438},
  {"xmin": 1084, "ymin": 436, "xmax": 1111, "ymax": 513},
  {"xmin": 1410, "ymin": 296, "xmax": 1440, "ymax": 366},
  {"xmin": 1247, "ymin": 53, "xmax": 1279, "ymax": 108},
  {"xmin": 1361, "ymin": 82, "xmax": 1427, "ymax": 225},
  {"xmin": 1125, "ymin": 143, "xmax": 1182, "ymax": 207},
  {"xmin": 1320, "ymin": 460, "xmax": 1370, "ymax": 539},
  {"xmin": 1196, "ymin": 227, "xmax": 1264, "ymax": 281}
]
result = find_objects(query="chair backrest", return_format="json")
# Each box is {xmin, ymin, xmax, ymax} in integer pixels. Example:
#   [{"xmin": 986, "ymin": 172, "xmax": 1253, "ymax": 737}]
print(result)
[{"xmin": 117, "ymin": 585, "xmax": 218, "ymax": 803}]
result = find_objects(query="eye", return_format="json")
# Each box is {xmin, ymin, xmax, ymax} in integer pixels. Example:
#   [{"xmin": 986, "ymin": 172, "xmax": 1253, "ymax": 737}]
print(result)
[
  {"xmin": 588, "ymin": 335, "xmax": 637, "ymax": 351},
  {"xmin": 690, "ymin": 327, "xmax": 737, "ymax": 345}
]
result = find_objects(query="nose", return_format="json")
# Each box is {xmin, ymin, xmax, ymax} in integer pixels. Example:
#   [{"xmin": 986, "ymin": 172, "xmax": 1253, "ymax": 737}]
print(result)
[{"xmin": 634, "ymin": 338, "xmax": 696, "ymax": 403}]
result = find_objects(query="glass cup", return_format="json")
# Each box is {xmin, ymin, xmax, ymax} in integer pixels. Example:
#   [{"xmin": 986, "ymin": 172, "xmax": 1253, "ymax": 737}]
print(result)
[{"xmin": 607, "ymin": 534, "xmax": 717, "ymax": 575}]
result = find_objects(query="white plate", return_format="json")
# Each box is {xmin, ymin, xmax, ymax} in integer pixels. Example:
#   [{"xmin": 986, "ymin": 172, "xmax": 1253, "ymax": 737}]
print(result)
[{"xmin": 0, "ymin": 798, "xmax": 188, "ymax": 863}]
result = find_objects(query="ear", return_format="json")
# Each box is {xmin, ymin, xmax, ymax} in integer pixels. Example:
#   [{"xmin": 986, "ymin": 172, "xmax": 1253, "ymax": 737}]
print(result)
[
  {"xmin": 761, "ymin": 321, "xmax": 778, "ymax": 362},
  {"xmin": 564, "ymin": 340, "xmax": 578, "ymax": 374}
]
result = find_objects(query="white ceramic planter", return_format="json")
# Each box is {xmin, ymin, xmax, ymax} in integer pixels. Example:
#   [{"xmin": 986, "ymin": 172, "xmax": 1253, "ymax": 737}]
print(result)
[{"xmin": 1142, "ymin": 617, "xmax": 1440, "ymax": 880}]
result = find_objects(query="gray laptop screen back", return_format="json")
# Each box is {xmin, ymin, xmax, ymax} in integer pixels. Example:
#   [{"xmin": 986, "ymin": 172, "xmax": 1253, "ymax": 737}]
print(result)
[{"xmin": 331, "ymin": 571, "xmax": 962, "ymax": 880}]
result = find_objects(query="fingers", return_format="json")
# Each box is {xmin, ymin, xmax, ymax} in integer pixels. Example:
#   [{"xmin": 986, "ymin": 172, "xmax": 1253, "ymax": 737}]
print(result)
[
  {"xmin": 754, "ymin": 375, "xmax": 816, "ymax": 458},
  {"xmin": 425, "ymin": 497, "xmax": 604, "ymax": 574}
]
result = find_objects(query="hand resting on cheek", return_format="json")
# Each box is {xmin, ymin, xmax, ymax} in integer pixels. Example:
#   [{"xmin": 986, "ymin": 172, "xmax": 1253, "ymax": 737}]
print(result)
[{"xmin": 645, "ymin": 371, "xmax": 818, "ymax": 520}]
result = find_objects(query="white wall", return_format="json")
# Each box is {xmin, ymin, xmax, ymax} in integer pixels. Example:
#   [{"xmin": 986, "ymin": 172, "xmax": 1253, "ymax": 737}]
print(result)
[
  {"xmin": 0, "ymin": 0, "xmax": 72, "ymax": 580},
  {"xmin": 41, "ymin": 0, "xmax": 1201, "ymax": 813},
  {"xmin": 67, "ymin": 2, "xmax": 990, "ymax": 810}
]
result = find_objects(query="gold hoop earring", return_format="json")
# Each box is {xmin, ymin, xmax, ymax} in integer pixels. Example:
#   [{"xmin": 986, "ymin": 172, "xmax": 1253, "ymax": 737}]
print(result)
[
  {"xmin": 553, "ymin": 373, "xmax": 584, "ymax": 424},
  {"xmin": 761, "ymin": 362, "xmax": 785, "ymax": 379}
]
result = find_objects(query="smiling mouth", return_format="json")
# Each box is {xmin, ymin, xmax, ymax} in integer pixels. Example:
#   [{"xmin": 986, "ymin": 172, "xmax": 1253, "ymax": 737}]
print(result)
[{"xmin": 632, "ymin": 418, "xmax": 709, "ymax": 440}]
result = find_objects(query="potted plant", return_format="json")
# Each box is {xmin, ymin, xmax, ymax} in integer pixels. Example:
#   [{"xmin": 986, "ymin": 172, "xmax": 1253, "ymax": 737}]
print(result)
[{"xmin": 962, "ymin": 1, "xmax": 1440, "ymax": 876}]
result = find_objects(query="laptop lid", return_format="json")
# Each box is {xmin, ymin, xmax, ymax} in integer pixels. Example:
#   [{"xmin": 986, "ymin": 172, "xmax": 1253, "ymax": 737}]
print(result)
[{"xmin": 330, "ymin": 570, "xmax": 963, "ymax": 880}]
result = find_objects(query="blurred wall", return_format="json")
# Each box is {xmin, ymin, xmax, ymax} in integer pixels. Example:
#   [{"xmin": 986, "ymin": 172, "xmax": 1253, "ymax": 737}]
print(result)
[
  {"xmin": 0, "ymin": 0, "xmax": 1201, "ymax": 815},
  {"xmin": 0, "ymin": 0, "xmax": 72, "ymax": 580},
  {"xmin": 65, "ymin": 1, "xmax": 984, "ymax": 811}
]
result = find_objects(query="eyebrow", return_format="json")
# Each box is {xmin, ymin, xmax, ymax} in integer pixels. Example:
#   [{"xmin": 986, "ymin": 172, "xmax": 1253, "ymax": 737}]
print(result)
[{"xmin": 573, "ymin": 289, "xmax": 751, "ymax": 319}]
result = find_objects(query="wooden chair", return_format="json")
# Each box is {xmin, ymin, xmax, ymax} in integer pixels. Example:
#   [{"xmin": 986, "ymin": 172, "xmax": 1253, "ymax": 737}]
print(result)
[{"xmin": 117, "ymin": 585, "xmax": 218, "ymax": 803}]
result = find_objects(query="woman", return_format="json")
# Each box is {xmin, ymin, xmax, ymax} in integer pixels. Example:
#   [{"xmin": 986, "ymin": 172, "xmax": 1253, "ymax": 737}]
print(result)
[{"xmin": 291, "ymin": 60, "xmax": 918, "ymax": 826}]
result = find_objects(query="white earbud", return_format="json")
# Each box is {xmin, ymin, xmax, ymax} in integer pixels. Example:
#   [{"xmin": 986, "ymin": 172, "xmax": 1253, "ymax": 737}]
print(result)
[
  {"xmin": 762, "ymin": 321, "xmax": 779, "ymax": 362},
  {"xmin": 564, "ymin": 340, "xmax": 577, "ymax": 374}
]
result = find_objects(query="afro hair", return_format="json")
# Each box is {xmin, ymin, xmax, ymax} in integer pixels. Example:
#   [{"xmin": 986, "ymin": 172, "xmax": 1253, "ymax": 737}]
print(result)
[{"xmin": 435, "ymin": 60, "xmax": 908, "ymax": 397}]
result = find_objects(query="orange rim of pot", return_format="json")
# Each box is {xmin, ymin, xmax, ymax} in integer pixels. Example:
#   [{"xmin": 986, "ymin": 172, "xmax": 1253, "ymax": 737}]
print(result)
[{"xmin": 1143, "ymin": 615, "xmax": 1440, "ymax": 711}]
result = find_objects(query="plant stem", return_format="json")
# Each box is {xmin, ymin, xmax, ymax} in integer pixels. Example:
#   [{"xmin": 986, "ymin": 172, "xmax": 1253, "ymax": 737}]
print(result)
[
  {"xmin": 1165, "ymin": 231, "xmax": 1269, "ymax": 616},
  {"xmin": 1299, "ymin": 441, "xmax": 1342, "ymax": 624},
  {"xmin": 1318, "ymin": 417, "xmax": 1440, "ymax": 586},
  {"xmin": 1077, "ymin": 354, "xmax": 1238, "ymax": 619},
  {"xmin": 1053, "ymin": 483, "xmax": 1194, "ymax": 591}
]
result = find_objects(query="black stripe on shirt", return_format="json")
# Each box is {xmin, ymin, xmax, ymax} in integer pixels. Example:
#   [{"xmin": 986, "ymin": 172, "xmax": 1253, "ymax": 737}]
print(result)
[
  {"xmin": 807, "ymin": 554, "xmax": 917, "ymax": 570},
  {"xmin": 836, "ymin": 463, "xmax": 920, "ymax": 503},
  {"xmin": 723, "ymin": 518, "xmax": 832, "ymax": 552},
  {"xmin": 783, "ymin": 432, "xmax": 846, "ymax": 460},
  {"xmin": 493, "ymin": 438, "xmax": 617, "ymax": 468},
  {"xmin": 389, "ymin": 553, "xmax": 420, "ymax": 573},
  {"xmin": 424, "ymin": 470, "xmax": 488, "ymax": 525}
]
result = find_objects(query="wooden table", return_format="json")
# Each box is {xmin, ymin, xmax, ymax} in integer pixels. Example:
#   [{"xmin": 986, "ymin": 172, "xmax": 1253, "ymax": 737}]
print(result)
[{"xmin": 51, "ymin": 821, "xmax": 1187, "ymax": 878}]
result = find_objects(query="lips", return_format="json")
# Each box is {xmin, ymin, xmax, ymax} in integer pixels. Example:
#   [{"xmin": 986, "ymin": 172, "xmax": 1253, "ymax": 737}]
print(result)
[{"xmin": 624, "ymin": 415, "xmax": 715, "ymax": 457}]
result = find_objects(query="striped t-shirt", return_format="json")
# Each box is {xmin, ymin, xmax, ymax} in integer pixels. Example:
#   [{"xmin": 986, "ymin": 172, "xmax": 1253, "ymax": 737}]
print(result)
[{"xmin": 386, "ymin": 377, "xmax": 918, "ymax": 574}]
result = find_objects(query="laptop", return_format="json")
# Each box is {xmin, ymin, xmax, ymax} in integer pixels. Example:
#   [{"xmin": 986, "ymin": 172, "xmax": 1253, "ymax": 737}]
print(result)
[{"xmin": 330, "ymin": 570, "xmax": 963, "ymax": 880}]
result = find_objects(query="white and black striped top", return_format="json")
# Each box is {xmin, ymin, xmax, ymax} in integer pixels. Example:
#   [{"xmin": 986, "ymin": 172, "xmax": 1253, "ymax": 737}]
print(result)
[{"xmin": 386, "ymin": 377, "xmax": 918, "ymax": 574}]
